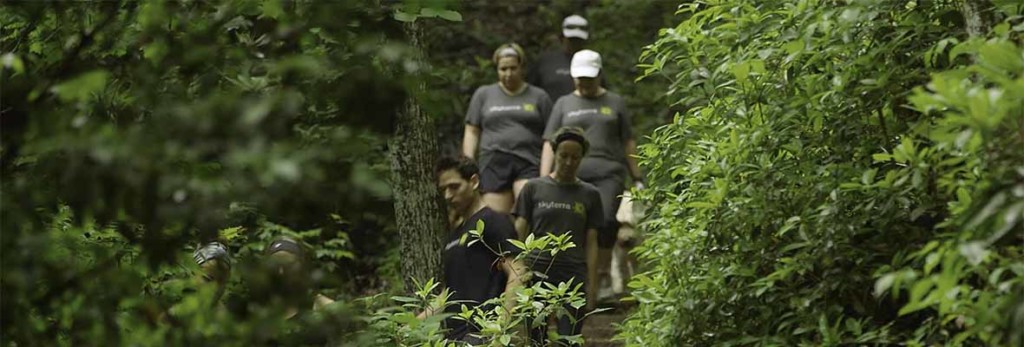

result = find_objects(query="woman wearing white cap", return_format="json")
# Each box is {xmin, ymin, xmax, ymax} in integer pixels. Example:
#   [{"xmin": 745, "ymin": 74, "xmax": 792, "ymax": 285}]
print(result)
[
  {"xmin": 540, "ymin": 49, "xmax": 644, "ymax": 303},
  {"xmin": 462, "ymin": 43, "xmax": 553, "ymax": 213}
]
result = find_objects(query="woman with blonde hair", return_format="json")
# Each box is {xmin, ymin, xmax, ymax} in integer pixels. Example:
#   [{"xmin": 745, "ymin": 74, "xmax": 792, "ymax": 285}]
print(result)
[{"xmin": 462, "ymin": 43, "xmax": 553, "ymax": 213}]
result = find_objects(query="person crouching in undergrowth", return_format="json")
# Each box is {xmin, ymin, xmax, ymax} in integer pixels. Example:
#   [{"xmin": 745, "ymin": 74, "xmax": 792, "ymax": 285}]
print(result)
[
  {"xmin": 419, "ymin": 155, "xmax": 528, "ymax": 344},
  {"xmin": 193, "ymin": 241, "xmax": 232, "ymax": 303},
  {"xmin": 263, "ymin": 237, "xmax": 336, "ymax": 320},
  {"xmin": 515, "ymin": 126, "xmax": 603, "ymax": 346}
]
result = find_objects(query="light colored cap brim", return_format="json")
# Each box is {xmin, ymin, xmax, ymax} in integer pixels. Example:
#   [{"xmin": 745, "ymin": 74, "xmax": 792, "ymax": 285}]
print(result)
[
  {"xmin": 571, "ymin": 65, "xmax": 600, "ymax": 78},
  {"xmin": 562, "ymin": 28, "xmax": 589, "ymax": 40}
]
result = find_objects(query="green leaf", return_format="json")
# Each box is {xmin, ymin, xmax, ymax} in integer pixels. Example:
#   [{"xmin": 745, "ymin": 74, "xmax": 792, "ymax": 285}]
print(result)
[
  {"xmin": 978, "ymin": 41, "xmax": 1024, "ymax": 74},
  {"xmin": 420, "ymin": 8, "xmax": 461, "ymax": 22},
  {"xmin": 393, "ymin": 10, "xmax": 417, "ymax": 22},
  {"xmin": 874, "ymin": 273, "xmax": 896, "ymax": 297},
  {"xmin": 51, "ymin": 70, "xmax": 110, "ymax": 103},
  {"xmin": 261, "ymin": 0, "xmax": 284, "ymax": 19}
]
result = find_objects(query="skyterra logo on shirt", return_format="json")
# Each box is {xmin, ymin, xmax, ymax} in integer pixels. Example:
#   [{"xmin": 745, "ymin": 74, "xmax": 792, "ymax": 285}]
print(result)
[
  {"xmin": 488, "ymin": 104, "xmax": 536, "ymax": 113},
  {"xmin": 488, "ymin": 105, "xmax": 523, "ymax": 113},
  {"xmin": 566, "ymin": 109, "xmax": 598, "ymax": 118},
  {"xmin": 537, "ymin": 201, "xmax": 587, "ymax": 217}
]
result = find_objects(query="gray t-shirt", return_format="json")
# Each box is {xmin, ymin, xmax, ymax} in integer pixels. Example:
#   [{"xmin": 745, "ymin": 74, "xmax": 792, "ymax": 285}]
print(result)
[
  {"xmin": 513, "ymin": 176, "xmax": 603, "ymax": 266},
  {"xmin": 465, "ymin": 83, "xmax": 553, "ymax": 166},
  {"xmin": 544, "ymin": 92, "xmax": 633, "ymax": 179}
]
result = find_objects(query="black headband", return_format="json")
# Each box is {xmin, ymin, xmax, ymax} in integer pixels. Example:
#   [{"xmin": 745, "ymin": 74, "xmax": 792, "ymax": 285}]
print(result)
[
  {"xmin": 554, "ymin": 128, "xmax": 589, "ymax": 154},
  {"xmin": 267, "ymin": 238, "xmax": 304, "ymax": 257}
]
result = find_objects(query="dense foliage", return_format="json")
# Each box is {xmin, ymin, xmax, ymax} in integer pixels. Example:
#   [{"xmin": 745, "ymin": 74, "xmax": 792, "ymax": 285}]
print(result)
[
  {"xmin": 624, "ymin": 0, "xmax": 1023, "ymax": 345},
  {"xmin": 1, "ymin": 1, "xmax": 679, "ymax": 345},
  {"xmin": 1, "ymin": 1, "xmax": 412, "ymax": 344}
]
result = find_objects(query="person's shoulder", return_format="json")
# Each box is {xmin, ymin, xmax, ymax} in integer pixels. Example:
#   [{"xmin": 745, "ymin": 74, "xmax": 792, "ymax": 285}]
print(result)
[
  {"xmin": 525, "ymin": 85, "xmax": 549, "ymax": 98},
  {"xmin": 481, "ymin": 206, "xmax": 511, "ymax": 220},
  {"xmin": 524, "ymin": 176, "xmax": 553, "ymax": 188},
  {"xmin": 578, "ymin": 180, "xmax": 602, "ymax": 194},
  {"xmin": 603, "ymin": 91, "xmax": 625, "ymax": 103},
  {"xmin": 578, "ymin": 179, "xmax": 599, "ymax": 190},
  {"xmin": 474, "ymin": 83, "xmax": 500, "ymax": 95},
  {"xmin": 553, "ymin": 93, "xmax": 577, "ymax": 105}
]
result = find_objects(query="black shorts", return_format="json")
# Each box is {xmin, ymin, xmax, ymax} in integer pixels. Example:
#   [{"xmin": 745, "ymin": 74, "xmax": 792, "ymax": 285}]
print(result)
[
  {"xmin": 579, "ymin": 174, "xmax": 625, "ymax": 249},
  {"xmin": 479, "ymin": 152, "xmax": 539, "ymax": 193}
]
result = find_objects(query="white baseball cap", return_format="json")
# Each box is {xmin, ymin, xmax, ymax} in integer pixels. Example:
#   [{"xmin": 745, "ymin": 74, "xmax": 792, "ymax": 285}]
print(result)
[
  {"xmin": 570, "ymin": 49, "xmax": 601, "ymax": 78},
  {"xmin": 562, "ymin": 15, "xmax": 589, "ymax": 40}
]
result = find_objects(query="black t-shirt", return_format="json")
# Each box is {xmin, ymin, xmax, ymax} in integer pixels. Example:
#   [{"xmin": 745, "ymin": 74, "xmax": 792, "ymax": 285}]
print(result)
[
  {"xmin": 442, "ymin": 207, "xmax": 520, "ymax": 340},
  {"xmin": 528, "ymin": 49, "xmax": 610, "ymax": 101}
]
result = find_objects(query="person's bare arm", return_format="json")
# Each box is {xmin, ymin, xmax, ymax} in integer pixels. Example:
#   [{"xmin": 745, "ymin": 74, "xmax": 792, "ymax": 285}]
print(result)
[
  {"xmin": 416, "ymin": 287, "xmax": 449, "ymax": 320},
  {"xmin": 514, "ymin": 217, "xmax": 529, "ymax": 241},
  {"xmin": 462, "ymin": 125, "xmax": 481, "ymax": 159},
  {"xmin": 499, "ymin": 257, "xmax": 528, "ymax": 321},
  {"xmin": 585, "ymin": 228, "xmax": 599, "ymax": 311},
  {"xmin": 625, "ymin": 139, "xmax": 644, "ymax": 187},
  {"xmin": 540, "ymin": 141, "xmax": 554, "ymax": 177}
]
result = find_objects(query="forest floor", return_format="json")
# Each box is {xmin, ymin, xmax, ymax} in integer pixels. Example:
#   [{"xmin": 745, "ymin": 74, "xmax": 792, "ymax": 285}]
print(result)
[{"xmin": 582, "ymin": 300, "xmax": 631, "ymax": 347}]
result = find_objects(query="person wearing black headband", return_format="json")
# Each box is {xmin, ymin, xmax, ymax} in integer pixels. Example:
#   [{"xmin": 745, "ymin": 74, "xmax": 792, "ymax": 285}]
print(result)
[
  {"xmin": 462, "ymin": 43, "xmax": 553, "ymax": 215},
  {"xmin": 264, "ymin": 237, "xmax": 335, "ymax": 320},
  {"xmin": 513, "ymin": 126, "xmax": 604, "ymax": 346}
]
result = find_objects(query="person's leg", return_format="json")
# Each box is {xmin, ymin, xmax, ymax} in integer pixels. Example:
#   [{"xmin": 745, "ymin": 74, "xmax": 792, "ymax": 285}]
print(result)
[
  {"xmin": 478, "ymin": 153, "xmax": 516, "ymax": 213},
  {"xmin": 580, "ymin": 176, "xmax": 625, "ymax": 301},
  {"xmin": 511, "ymin": 157, "xmax": 538, "ymax": 208},
  {"xmin": 482, "ymin": 191, "xmax": 514, "ymax": 213}
]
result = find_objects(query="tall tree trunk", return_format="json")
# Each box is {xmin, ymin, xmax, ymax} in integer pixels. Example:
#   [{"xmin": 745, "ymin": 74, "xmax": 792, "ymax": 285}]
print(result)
[
  {"xmin": 962, "ymin": 0, "xmax": 996, "ymax": 38},
  {"xmin": 389, "ymin": 20, "xmax": 448, "ymax": 293}
]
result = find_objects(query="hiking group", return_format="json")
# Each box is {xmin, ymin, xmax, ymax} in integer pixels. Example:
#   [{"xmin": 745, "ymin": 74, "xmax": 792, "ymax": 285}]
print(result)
[
  {"xmin": 180, "ymin": 14, "xmax": 645, "ymax": 346},
  {"xmin": 429, "ymin": 14, "xmax": 646, "ymax": 345}
]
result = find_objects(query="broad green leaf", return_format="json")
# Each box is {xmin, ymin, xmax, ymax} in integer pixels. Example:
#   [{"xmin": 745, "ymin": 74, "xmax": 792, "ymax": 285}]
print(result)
[{"xmin": 51, "ymin": 70, "xmax": 110, "ymax": 103}]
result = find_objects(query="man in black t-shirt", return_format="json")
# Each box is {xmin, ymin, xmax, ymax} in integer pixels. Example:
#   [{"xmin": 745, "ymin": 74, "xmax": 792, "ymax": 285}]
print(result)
[
  {"xmin": 421, "ymin": 156, "xmax": 528, "ymax": 343},
  {"xmin": 528, "ymin": 14, "xmax": 606, "ymax": 101}
]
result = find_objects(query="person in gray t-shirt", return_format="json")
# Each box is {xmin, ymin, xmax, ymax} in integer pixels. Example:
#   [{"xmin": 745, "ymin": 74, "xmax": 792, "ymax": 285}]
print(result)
[
  {"xmin": 514, "ymin": 126, "xmax": 603, "ymax": 344},
  {"xmin": 464, "ymin": 43, "xmax": 553, "ymax": 214},
  {"xmin": 541, "ymin": 50, "xmax": 644, "ymax": 302}
]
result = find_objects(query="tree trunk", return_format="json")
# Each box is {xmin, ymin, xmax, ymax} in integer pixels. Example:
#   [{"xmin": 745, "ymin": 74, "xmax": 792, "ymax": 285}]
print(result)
[
  {"xmin": 389, "ymin": 20, "xmax": 448, "ymax": 293},
  {"xmin": 962, "ymin": 0, "xmax": 996, "ymax": 38}
]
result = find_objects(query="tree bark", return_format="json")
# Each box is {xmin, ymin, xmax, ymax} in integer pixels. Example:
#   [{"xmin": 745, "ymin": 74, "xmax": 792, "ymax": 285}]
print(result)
[
  {"xmin": 389, "ymin": 20, "xmax": 448, "ymax": 293},
  {"xmin": 962, "ymin": 0, "xmax": 996, "ymax": 38}
]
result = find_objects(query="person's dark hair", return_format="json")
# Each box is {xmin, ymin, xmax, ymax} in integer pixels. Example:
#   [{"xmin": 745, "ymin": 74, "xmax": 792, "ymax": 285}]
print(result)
[
  {"xmin": 553, "ymin": 126, "xmax": 589, "ymax": 155},
  {"xmin": 435, "ymin": 155, "xmax": 479, "ymax": 180}
]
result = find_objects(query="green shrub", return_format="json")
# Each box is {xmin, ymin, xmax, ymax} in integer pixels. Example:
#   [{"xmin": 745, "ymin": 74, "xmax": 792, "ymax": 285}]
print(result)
[{"xmin": 623, "ymin": 0, "xmax": 1023, "ymax": 345}]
